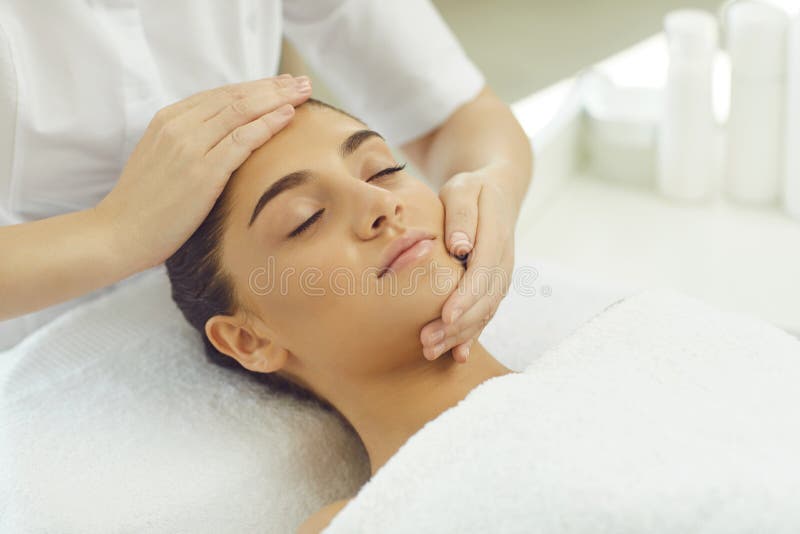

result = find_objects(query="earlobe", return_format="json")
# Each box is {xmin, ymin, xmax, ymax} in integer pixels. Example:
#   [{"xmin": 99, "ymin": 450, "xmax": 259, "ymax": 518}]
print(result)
[{"xmin": 204, "ymin": 315, "xmax": 289, "ymax": 374}]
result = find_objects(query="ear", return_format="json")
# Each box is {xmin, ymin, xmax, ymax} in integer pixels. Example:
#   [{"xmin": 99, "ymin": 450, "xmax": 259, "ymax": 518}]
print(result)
[{"xmin": 204, "ymin": 313, "xmax": 290, "ymax": 374}]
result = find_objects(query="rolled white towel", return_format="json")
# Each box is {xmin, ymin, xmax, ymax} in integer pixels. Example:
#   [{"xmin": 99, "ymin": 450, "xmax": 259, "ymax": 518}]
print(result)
[{"xmin": 325, "ymin": 288, "xmax": 800, "ymax": 534}]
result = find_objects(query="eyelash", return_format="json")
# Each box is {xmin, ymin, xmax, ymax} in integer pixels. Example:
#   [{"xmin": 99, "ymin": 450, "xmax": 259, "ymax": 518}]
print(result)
[
  {"xmin": 366, "ymin": 162, "xmax": 406, "ymax": 183},
  {"xmin": 288, "ymin": 162, "xmax": 407, "ymax": 238},
  {"xmin": 288, "ymin": 209, "xmax": 324, "ymax": 238}
]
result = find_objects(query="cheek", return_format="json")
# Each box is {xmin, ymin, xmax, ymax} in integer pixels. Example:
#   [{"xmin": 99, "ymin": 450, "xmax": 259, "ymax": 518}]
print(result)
[
  {"xmin": 402, "ymin": 183, "xmax": 445, "ymax": 221},
  {"xmin": 270, "ymin": 264, "xmax": 367, "ymax": 324}
]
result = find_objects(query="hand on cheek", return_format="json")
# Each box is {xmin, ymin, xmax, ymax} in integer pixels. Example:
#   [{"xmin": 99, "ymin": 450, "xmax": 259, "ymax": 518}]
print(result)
[{"xmin": 419, "ymin": 166, "xmax": 516, "ymax": 363}]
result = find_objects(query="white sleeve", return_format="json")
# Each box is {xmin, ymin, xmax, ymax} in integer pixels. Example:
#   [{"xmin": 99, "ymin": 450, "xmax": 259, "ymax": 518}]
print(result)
[{"xmin": 282, "ymin": 0, "xmax": 486, "ymax": 147}]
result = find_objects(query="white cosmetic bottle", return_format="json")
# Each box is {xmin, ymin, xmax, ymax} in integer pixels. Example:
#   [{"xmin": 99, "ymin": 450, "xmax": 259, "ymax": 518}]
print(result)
[
  {"xmin": 786, "ymin": 12, "xmax": 800, "ymax": 219},
  {"xmin": 724, "ymin": 1, "xmax": 790, "ymax": 205},
  {"xmin": 657, "ymin": 10, "xmax": 719, "ymax": 201}
]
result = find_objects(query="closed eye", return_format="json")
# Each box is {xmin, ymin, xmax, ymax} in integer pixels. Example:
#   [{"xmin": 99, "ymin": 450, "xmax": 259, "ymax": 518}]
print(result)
[
  {"xmin": 366, "ymin": 162, "xmax": 406, "ymax": 183},
  {"xmin": 287, "ymin": 162, "xmax": 407, "ymax": 238},
  {"xmin": 288, "ymin": 208, "xmax": 324, "ymax": 238}
]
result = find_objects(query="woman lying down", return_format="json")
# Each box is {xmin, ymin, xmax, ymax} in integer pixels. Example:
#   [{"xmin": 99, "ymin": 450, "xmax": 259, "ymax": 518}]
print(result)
[{"xmin": 165, "ymin": 99, "xmax": 800, "ymax": 533}]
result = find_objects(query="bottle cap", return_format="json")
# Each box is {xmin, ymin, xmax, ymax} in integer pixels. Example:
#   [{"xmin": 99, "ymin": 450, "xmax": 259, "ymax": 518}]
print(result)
[
  {"xmin": 664, "ymin": 9, "xmax": 719, "ymax": 58},
  {"xmin": 727, "ymin": 1, "xmax": 790, "ymax": 78}
]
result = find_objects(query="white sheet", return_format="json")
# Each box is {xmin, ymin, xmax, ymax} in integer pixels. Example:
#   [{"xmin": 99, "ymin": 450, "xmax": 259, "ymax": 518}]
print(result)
[
  {"xmin": 325, "ymin": 288, "xmax": 800, "ymax": 533},
  {"xmin": 0, "ymin": 254, "xmax": 634, "ymax": 533}
]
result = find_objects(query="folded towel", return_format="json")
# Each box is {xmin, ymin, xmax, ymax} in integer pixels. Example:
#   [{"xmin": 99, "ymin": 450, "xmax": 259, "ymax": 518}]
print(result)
[{"xmin": 324, "ymin": 289, "xmax": 800, "ymax": 534}]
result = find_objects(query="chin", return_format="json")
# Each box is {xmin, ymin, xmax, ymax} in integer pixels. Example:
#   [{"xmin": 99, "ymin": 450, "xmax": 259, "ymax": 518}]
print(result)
[{"xmin": 370, "ymin": 236, "xmax": 465, "ymax": 309}]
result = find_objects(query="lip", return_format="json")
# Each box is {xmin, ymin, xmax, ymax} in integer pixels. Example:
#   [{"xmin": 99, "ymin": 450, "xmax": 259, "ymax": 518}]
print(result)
[{"xmin": 378, "ymin": 230, "xmax": 437, "ymax": 278}]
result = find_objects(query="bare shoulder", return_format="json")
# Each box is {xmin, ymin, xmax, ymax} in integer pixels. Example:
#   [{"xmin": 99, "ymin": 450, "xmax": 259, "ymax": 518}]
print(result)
[{"xmin": 296, "ymin": 498, "xmax": 352, "ymax": 534}]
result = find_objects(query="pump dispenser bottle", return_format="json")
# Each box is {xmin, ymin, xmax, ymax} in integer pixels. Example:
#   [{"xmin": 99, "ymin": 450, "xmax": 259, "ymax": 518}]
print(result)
[
  {"xmin": 725, "ymin": 1, "xmax": 790, "ymax": 205},
  {"xmin": 657, "ymin": 10, "xmax": 719, "ymax": 201}
]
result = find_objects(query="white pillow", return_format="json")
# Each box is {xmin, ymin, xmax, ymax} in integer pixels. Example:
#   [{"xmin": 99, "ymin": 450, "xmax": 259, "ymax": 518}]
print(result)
[{"xmin": 0, "ymin": 255, "xmax": 634, "ymax": 533}]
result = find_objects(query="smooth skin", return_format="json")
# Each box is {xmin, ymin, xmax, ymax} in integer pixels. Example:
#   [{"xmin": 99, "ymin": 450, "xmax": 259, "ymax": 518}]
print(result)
[
  {"xmin": 202, "ymin": 103, "xmax": 517, "ymax": 533},
  {"xmin": 0, "ymin": 74, "xmax": 311, "ymax": 321}
]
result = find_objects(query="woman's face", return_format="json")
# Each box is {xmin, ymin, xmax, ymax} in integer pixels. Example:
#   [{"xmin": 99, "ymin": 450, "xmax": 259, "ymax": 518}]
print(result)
[{"xmin": 214, "ymin": 103, "xmax": 465, "ymax": 382}]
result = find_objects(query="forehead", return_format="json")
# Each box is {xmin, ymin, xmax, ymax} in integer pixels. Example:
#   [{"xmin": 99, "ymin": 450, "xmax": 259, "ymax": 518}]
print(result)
[{"xmin": 227, "ymin": 105, "xmax": 369, "ymax": 202}]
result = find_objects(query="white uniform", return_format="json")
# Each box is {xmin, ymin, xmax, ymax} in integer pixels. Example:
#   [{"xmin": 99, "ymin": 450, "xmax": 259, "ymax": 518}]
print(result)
[{"xmin": 0, "ymin": 0, "xmax": 485, "ymax": 350}]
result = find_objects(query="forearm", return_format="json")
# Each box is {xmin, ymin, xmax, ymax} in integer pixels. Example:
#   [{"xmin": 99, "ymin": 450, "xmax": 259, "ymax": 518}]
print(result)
[
  {"xmin": 400, "ymin": 86, "xmax": 534, "ymax": 215},
  {"xmin": 0, "ymin": 208, "xmax": 138, "ymax": 321}
]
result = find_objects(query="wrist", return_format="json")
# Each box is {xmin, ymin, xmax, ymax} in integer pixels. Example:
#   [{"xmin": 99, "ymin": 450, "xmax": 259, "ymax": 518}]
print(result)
[
  {"xmin": 482, "ymin": 159, "xmax": 533, "ymax": 216},
  {"xmin": 84, "ymin": 205, "xmax": 149, "ymax": 280}
]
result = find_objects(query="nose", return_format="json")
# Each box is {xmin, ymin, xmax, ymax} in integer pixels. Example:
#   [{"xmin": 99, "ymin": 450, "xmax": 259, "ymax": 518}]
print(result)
[{"xmin": 354, "ymin": 186, "xmax": 404, "ymax": 239}]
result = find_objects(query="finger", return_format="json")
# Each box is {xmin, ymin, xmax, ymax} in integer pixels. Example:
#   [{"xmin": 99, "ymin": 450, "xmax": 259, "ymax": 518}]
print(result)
[
  {"xmin": 424, "ymin": 292, "xmax": 497, "ymax": 360},
  {"xmin": 419, "ymin": 284, "xmax": 492, "ymax": 349},
  {"xmin": 159, "ymin": 74, "xmax": 298, "ymax": 123},
  {"xmin": 420, "ymin": 237, "xmax": 500, "ymax": 347},
  {"xmin": 424, "ymin": 241, "xmax": 513, "ymax": 352},
  {"xmin": 420, "ymin": 316, "xmax": 447, "ymax": 349},
  {"xmin": 440, "ymin": 181, "xmax": 479, "ymax": 257},
  {"xmin": 204, "ymin": 104, "xmax": 296, "ymax": 177},
  {"xmin": 452, "ymin": 340, "xmax": 473, "ymax": 363},
  {"xmin": 441, "ymin": 187, "xmax": 505, "ymax": 326},
  {"xmin": 198, "ymin": 76, "xmax": 311, "ymax": 124},
  {"xmin": 194, "ymin": 82, "xmax": 311, "ymax": 151}
]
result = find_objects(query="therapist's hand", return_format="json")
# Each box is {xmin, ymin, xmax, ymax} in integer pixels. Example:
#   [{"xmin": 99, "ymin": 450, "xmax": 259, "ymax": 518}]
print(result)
[
  {"xmin": 420, "ymin": 163, "xmax": 517, "ymax": 363},
  {"xmin": 94, "ymin": 74, "xmax": 312, "ymax": 271}
]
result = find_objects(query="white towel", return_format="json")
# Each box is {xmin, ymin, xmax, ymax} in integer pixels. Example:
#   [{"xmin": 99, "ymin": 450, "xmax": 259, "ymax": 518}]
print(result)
[{"xmin": 324, "ymin": 289, "xmax": 800, "ymax": 534}]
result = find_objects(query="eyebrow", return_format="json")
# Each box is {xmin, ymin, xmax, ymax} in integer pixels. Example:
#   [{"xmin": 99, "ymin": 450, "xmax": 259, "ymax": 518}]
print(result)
[{"xmin": 247, "ymin": 129, "xmax": 384, "ymax": 228}]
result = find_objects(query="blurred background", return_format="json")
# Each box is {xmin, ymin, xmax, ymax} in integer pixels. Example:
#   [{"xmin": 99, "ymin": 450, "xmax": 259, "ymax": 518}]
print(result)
[{"xmin": 280, "ymin": 0, "xmax": 721, "ymax": 103}]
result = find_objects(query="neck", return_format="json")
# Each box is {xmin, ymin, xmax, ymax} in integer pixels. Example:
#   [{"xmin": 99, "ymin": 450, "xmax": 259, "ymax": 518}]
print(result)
[{"xmin": 324, "ymin": 340, "xmax": 515, "ymax": 478}]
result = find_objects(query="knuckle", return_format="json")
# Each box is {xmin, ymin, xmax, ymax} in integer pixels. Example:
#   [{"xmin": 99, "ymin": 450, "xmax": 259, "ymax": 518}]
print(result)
[
  {"xmin": 453, "ymin": 205, "xmax": 474, "ymax": 220},
  {"xmin": 461, "ymin": 324, "xmax": 475, "ymax": 339},
  {"xmin": 230, "ymin": 98, "xmax": 251, "ymax": 117},
  {"xmin": 438, "ymin": 181, "xmax": 457, "ymax": 197},
  {"xmin": 280, "ymin": 83, "xmax": 301, "ymax": 98},
  {"xmin": 223, "ymin": 85, "xmax": 245, "ymax": 100},
  {"xmin": 442, "ymin": 321, "xmax": 456, "ymax": 336},
  {"xmin": 455, "ymin": 332, "xmax": 471, "ymax": 348},
  {"xmin": 274, "ymin": 75, "xmax": 294, "ymax": 89},
  {"xmin": 483, "ymin": 181, "xmax": 504, "ymax": 197},
  {"xmin": 451, "ymin": 172, "xmax": 476, "ymax": 187},
  {"xmin": 230, "ymin": 126, "xmax": 249, "ymax": 146},
  {"xmin": 152, "ymin": 107, "xmax": 169, "ymax": 126},
  {"xmin": 159, "ymin": 119, "xmax": 181, "ymax": 139},
  {"xmin": 440, "ymin": 175, "xmax": 477, "ymax": 198},
  {"xmin": 260, "ymin": 114, "xmax": 280, "ymax": 137}
]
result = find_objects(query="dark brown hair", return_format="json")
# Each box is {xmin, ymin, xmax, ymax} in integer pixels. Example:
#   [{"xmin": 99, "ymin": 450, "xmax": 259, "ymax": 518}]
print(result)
[{"xmin": 164, "ymin": 97, "xmax": 364, "ymax": 411}]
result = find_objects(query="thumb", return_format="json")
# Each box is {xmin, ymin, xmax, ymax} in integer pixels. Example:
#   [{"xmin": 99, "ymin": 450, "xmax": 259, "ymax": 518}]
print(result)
[{"xmin": 442, "ymin": 190, "xmax": 479, "ymax": 257}]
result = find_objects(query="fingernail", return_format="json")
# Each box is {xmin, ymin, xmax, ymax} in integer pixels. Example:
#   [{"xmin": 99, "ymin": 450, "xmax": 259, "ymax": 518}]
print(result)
[
  {"xmin": 433, "ymin": 342, "xmax": 445, "ymax": 356},
  {"xmin": 297, "ymin": 82, "xmax": 311, "ymax": 93},
  {"xmin": 429, "ymin": 329, "xmax": 445, "ymax": 344},
  {"xmin": 463, "ymin": 345, "xmax": 470, "ymax": 362},
  {"xmin": 448, "ymin": 308, "xmax": 462, "ymax": 324},
  {"xmin": 450, "ymin": 231, "xmax": 472, "ymax": 256}
]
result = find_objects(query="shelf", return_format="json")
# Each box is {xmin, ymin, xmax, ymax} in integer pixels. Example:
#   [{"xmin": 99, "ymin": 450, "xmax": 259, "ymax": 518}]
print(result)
[
  {"xmin": 516, "ymin": 174, "xmax": 800, "ymax": 335},
  {"xmin": 509, "ymin": 29, "xmax": 799, "ymax": 336}
]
